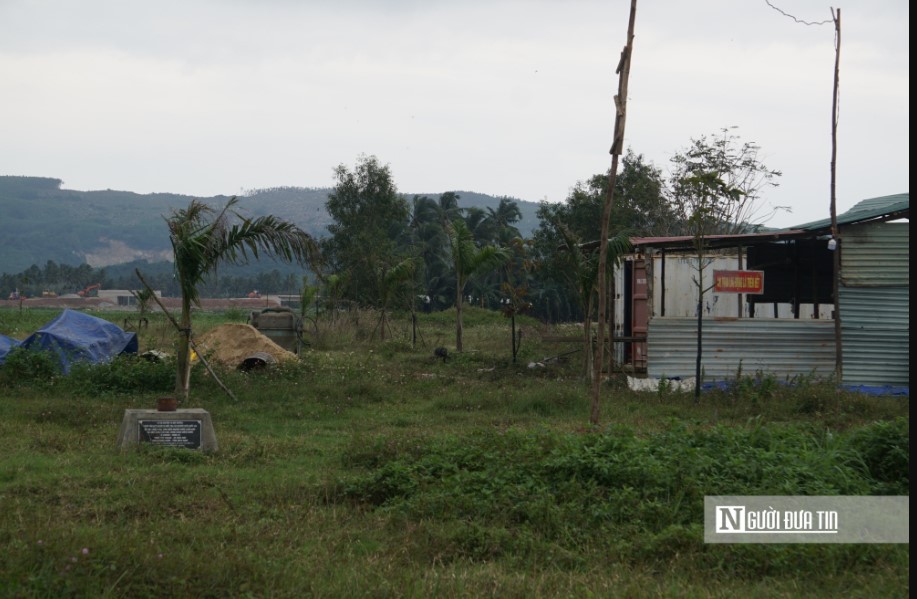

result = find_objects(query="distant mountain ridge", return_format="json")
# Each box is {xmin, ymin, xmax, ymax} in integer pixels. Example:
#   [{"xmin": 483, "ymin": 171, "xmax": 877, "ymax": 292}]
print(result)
[{"xmin": 0, "ymin": 176, "xmax": 542, "ymax": 275}]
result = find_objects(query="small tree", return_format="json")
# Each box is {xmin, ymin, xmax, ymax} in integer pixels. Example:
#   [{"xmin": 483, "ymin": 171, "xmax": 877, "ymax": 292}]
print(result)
[
  {"xmin": 678, "ymin": 171, "xmax": 740, "ymax": 400},
  {"xmin": 447, "ymin": 219, "xmax": 509, "ymax": 352},
  {"xmin": 375, "ymin": 257, "xmax": 418, "ymax": 341},
  {"xmin": 324, "ymin": 155, "xmax": 409, "ymax": 306},
  {"xmin": 167, "ymin": 197, "xmax": 316, "ymax": 401},
  {"xmin": 298, "ymin": 277, "xmax": 319, "ymax": 334},
  {"xmin": 500, "ymin": 237, "xmax": 535, "ymax": 363},
  {"xmin": 320, "ymin": 273, "xmax": 348, "ymax": 324},
  {"xmin": 669, "ymin": 128, "xmax": 784, "ymax": 236},
  {"xmin": 669, "ymin": 128, "xmax": 782, "ymax": 400},
  {"xmin": 500, "ymin": 282, "xmax": 532, "ymax": 364},
  {"xmin": 549, "ymin": 220, "xmax": 631, "ymax": 379},
  {"xmin": 16, "ymin": 277, "xmax": 28, "ymax": 313},
  {"xmin": 131, "ymin": 287, "xmax": 155, "ymax": 320}
]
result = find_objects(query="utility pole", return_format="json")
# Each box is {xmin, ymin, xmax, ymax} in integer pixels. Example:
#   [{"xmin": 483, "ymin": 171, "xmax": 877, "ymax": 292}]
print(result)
[{"xmin": 830, "ymin": 8, "xmax": 842, "ymax": 380}]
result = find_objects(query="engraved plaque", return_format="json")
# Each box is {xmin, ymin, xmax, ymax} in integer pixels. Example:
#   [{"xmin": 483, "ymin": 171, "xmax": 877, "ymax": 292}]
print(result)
[{"xmin": 138, "ymin": 420, "xmax": 202, "ymax": 449}]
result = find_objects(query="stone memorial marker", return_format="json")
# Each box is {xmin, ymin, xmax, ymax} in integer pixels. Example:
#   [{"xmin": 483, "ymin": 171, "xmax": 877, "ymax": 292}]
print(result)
[{"xmin": 117, "ymin": 408, "xmax": 218, "ymax": 452}]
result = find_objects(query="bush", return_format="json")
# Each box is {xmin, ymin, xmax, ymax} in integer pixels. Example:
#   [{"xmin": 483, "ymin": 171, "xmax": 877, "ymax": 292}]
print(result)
[
  {"xmin": 68, "ymin": 355, "xmax": 175, "ymax": 394},
  {"xmin": 0, "ymin": 347, "xmax": 61, "ymax": 385},
  {"xmin": 845, "ymin": 417, "xmax": 910, "ymax": 494},
  {"xmin": 338, "ymin": 422, "xmax": 908, "ymax": 567}
]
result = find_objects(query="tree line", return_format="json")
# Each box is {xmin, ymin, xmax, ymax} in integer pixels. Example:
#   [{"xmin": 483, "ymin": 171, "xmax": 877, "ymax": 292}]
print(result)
[{"xmin": 3, "ymin": 129, "xmax": 781, "ymax": 333}]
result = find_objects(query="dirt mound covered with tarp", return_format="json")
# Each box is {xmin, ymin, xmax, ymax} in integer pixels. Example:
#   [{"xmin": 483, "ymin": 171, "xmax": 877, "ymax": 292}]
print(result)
[
  {"xmin": 16, "ymin": 309, "xmax": 137, "ymax": 374},
  {"xmin": 195, "ymin": 324, "xmax": 296, "ymax": 370}
]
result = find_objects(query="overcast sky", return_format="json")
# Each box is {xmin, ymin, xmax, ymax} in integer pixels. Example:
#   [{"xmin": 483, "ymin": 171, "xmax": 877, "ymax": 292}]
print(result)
[{"xmin": 1, "ymin": 0, "xmax": 908, "ymax": 227}]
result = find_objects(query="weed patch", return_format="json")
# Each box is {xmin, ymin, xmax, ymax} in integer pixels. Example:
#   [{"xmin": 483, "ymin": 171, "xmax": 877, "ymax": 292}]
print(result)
[
  {"xmin": 0, "ymin": 307, "xmax": 909, "ymax": 597},
  {"xmin": 340, "ymin": 423, "xmax": 908, "ymax": 574}
]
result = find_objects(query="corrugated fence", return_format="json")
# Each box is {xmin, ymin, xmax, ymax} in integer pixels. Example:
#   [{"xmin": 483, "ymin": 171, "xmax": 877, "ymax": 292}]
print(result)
[{"xmin": 647, "ymin": 318, "xmax": 836, "ymax": 381}]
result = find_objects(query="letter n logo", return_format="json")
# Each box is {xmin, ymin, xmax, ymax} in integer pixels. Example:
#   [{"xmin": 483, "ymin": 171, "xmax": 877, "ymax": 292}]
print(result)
[{"xmin": 716, "ymin": 506, "xmax": 745, "ymax": 532}]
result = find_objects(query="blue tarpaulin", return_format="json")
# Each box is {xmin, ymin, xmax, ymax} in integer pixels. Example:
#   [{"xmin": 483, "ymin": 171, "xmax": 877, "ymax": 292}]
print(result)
[
  {"xmin": 20, "ymin": 309, "xmax": 138, "ymax": 374},
  {"xmin": 700, "ymin": 380, "xmax": 909, "ymax": 397},
  {"xmin": 0, "ymin": 334, "xmax": 21, "ymax": 365}
]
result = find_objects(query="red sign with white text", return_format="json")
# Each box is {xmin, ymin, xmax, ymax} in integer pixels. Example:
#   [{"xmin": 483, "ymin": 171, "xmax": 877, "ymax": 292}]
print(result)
[{"xmin": 713, "ymin": 270, "xmax": 764, "ymax": 294}]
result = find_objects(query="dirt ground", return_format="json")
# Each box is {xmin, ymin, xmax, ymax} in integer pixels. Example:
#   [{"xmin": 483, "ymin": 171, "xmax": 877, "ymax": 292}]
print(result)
[{"xmin": 195, "ymin": 323, "xmax": 296, "ymax": 368}]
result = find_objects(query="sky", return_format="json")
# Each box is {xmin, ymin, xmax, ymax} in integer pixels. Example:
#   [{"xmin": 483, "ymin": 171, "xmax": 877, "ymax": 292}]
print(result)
[{"xmin": 0, "ymin": 0, "xmax": 908, "ymax": 228}]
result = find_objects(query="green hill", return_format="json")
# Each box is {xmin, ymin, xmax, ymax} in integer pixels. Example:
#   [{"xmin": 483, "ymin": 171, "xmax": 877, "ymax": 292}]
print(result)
[{"xmin": 0, "ymin": 176, "xmax": 541, "ymax": 275}]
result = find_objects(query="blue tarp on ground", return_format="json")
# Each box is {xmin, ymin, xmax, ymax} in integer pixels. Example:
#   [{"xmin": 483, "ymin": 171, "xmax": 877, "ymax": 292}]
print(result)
[
  {"xmin": 20, "ymin": 309, "xmax": 138, "ymax": 374},
  {"xmin": 700, "ymin": 380, "xmax": 909, "ymax": 397},
  {"xmin": 0, "ymin": 334, "xmax": 21, "ymax": 365}
]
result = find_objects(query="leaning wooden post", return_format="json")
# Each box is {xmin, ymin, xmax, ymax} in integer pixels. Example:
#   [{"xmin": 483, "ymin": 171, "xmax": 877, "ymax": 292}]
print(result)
[{"xmin": 592, "ymin": 0, "xmax": 637, "ymax": 425}]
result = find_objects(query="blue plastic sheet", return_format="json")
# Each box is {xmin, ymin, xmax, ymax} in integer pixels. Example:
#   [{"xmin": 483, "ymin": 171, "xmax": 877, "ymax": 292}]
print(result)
[
  {"xmin": 0, "ymin": 334, "xmax": 21, "ymax": 365},
  {"xmin": 700, "ymin": 380, "xmax": 909, "ymax": 397},
  {"xmin": 20, "ymin": 309, "xmax": 138, "ymax": 374}
]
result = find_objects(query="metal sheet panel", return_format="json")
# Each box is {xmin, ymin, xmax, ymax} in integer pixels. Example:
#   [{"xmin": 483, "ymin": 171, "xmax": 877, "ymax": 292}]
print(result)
[
  {"xmin": 840, "ymin": 286, "xmax": 909, "ymax": 386},
  {"xmin": 631, "ymin": 259, "xmax": 648, "ymax": 368},
  {"xmin": 840, "ymin": 286, "xmax": 910, "ymax": 328},
  {"xmin": 647, "ymin": 318, "xmax": 836, "ymax": 380},
  {"xmin": 653, "ymin": 254, "xmax": 744, "ymax": 318},
  {"xmin": 794, "ymin": 193, "xmax": 909, "ymax": 231},
  {"xmin": 841, "ymin": 221, "xmax": 909, "ymax": 287},
  {"xmin": 612, "ymin": 262, "xmax": 626, "ymax": 366}
]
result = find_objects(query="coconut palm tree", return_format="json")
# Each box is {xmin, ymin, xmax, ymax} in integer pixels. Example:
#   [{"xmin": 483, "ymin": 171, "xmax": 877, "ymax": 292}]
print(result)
[
  {"xmin": 167, "ymin": 197, "xmax": 317, "ymax": 401},
  {"xmin": 447, "ymin": 219, "xmax": 509, "ymax": 352},
  {"xmin": 550, "ymin": 218, "xmax": 631, "ymax": 379},
  {"xmin": 435, "ymin": 191, "xmax": 464, "ymax": 229},
  {"xmin": 375, "ymin": 256, "xmax": 418, "ymax": 341},
  {"xmin": 485, "ymin": 197, "xmax": 523, "ymax": 244},
  {"xmin": 408, "ymin": 196, "xmax": 451, "ymax": 307}
]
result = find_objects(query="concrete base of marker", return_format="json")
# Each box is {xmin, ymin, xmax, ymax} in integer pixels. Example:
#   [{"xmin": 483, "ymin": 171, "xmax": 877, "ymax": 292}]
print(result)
[{"xmin": 117, "ymin": 408, "xmax": 218, "ymax": 452}]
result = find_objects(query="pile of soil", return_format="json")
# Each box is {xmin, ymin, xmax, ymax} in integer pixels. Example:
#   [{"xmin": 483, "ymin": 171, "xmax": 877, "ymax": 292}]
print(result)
[{"xmin": 195, "ymin": 324, "xmax": 296, "ymax": 369}]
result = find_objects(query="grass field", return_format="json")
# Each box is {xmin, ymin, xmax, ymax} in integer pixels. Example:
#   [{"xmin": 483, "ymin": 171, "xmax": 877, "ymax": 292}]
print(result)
[{"xmin": 0, "ymin": 307, "xmax": 909, "ymax": 598}]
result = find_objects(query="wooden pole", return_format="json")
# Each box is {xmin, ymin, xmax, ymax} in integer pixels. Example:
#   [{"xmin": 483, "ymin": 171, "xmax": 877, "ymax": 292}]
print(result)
[
  {"xmin": 592, "ymin": 0, "xmax": 637, "ymax": 425},
  {"xmin": 830, "ymin": 8, "xmax": 843, "ymax": 380}
]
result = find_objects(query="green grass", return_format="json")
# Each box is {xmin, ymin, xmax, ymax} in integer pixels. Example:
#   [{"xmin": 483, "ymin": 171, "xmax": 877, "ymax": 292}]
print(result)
[{"xmin": 0, "ymin": 306, "xmax": 909, "ymax": 598}]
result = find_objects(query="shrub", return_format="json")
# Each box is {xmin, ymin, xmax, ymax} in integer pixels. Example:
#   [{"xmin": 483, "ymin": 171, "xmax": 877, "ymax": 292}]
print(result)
[
  {"xmin": 68, "ymin": 355, "xmax": 175, "ymax": 394},
  {"xmin": 0, "ymin": 347, "xmax": 61, "ymax": 385},
  {"xmin": 338, "ymin": 421, "xmax": 903, "ymax": 566},
  {"xmin": 845, "ymin": 417, "xmax": 910, "ymax": 494}
]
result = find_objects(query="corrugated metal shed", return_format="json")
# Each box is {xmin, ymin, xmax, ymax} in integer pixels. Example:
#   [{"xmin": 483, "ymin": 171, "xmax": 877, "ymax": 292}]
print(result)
[
  {"xmin": 647, "ymin": 318, "xmax": 836, "ymax": 380},
  {"xmin": 629, "ymin": 193, "xmax": 908, "ymax": 387},
  {"xmin": 840, "ymin": 287, "xmax": 909, "ymax": 386},
  {"xmin": 840, "ymin": 221, "xmax": 909, "ymax": 287}
]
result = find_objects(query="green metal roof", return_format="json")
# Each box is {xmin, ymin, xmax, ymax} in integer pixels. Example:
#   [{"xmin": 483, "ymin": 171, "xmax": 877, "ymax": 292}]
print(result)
[{"xmin": 794, "ymin": 193, "xmax": 909, "ymax": 231}]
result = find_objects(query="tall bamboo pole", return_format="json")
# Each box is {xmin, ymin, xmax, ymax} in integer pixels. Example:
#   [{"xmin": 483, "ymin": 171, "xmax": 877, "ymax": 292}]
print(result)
[{"xmin": 592, "ymin": 0, "xmax": 637, "ymax": 425}]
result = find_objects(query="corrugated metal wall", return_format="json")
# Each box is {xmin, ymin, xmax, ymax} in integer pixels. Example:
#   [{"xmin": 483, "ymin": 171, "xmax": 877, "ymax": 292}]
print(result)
[
  {"xmin": 647, "ymin": 318, "xmax": 836, "ymax": 380},
  {"xmin": 841, "ymin": 222, "xmax": 909, "ymax": 287},
  {"xmin": 839, "ymin": 221, "xmax": 909, "ymax": 386}
]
